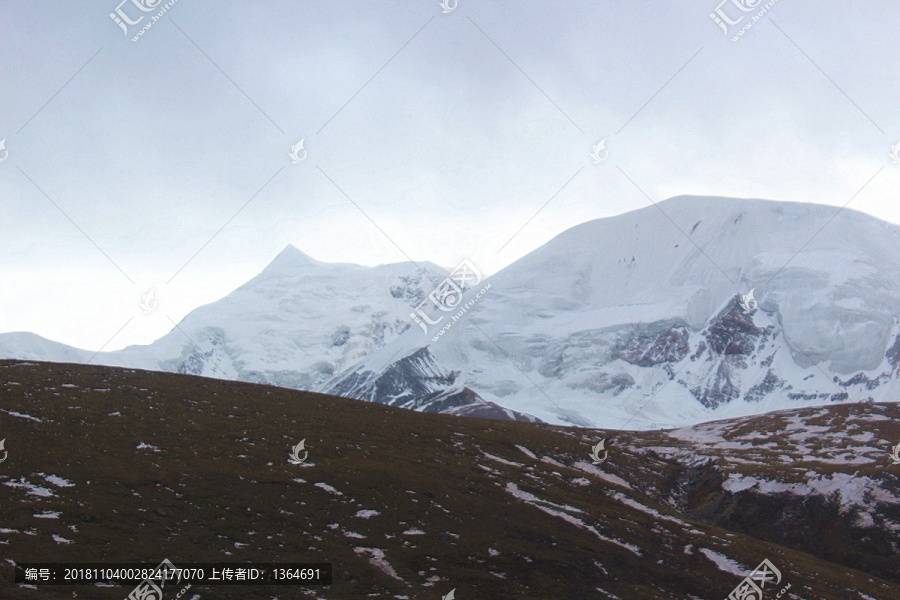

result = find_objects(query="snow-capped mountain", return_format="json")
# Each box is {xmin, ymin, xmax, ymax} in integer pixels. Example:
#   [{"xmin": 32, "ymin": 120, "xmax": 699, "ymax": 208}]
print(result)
[
  {"xmin": 325, "ymin": 196, "xmax": 900, "ymax": 427},
  {"xmin": 0, "ymin": 246, "xmax": 536, "ymax": 420},
  {"xmin": 0, "ymin": 247, "xmax": 441, "ymax": 385},
  {"xmin": 3, "ymin": 196, "xmax": 900, "ymax": 427}
]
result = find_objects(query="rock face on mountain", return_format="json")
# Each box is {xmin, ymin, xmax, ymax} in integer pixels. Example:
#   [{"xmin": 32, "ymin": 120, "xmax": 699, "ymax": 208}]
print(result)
[
  {"xmin": 2, "ymin": 196, "xmax": 900, "ymax": 427},
  {"xmin": 327, "ymin": 347, "xmax": 541, "ymax": 422}
]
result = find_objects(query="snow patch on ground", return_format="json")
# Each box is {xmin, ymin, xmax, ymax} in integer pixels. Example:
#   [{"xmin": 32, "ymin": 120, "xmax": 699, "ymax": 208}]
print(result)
[
  {"xmin": 515, "ymin": 445, "xmax": 537, "ymax": 459},
  {"xmin": 314, "ymin": 482, "xmax": 343, "ymax": 496},
  {"xmin": 573, "ymin": 461, "xmax": 632, "ymax": 489},
  {"xmin": 1, "ymin": 409, "xmax": 42, "ymax": 422},
  {"xmin": 504, "ymin": 482, "xmax": 583, "ymax": 513},
  {"xmin": 698, "ymin": 548, "xmax": 745, "ymax": 576},
  {"xmin": 540, "ymin": 455, "xmax": 567, "ymax": 469},
  {"xmin": 481, "ymin": 451, "xmax": 524, "ymax": 467},
  {"xmin": 723, "ymin": 472, "xmax": 884, "ymax": 509},
  {"xmin": 4, "ymin": 478, "xmax": 55, "ymax": 497},
  {"xmin": 504, "ymin": 482, "xmax": 640, "ymax": 556},
  {"xmin": 609, "ymin": 492, "xmax": 689, "ymax": 526},
  {"xmin": 353, "ymin": 547, "xmax": 403, "ymax": 581},
  {"xmin": 39, "ymin": 474, "xmax": 74, "ymax": 488}
]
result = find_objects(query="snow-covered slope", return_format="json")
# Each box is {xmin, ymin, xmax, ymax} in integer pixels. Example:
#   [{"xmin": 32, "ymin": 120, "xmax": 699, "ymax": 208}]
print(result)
[
  {"xmin": 325, "ymin": 196, "xmax": 900, "ymax": 427},
  {"xmin": 141, "ymin": 246, "xmax": 449, "ymax": 389},
  {"xmin": 1, "ymin": 246, "xmax": 440, "ymax": 386},
  {"xmin": 0, "ymin": 246, "xmax": 538, "ymax": 420},
  {"xmin": 3, "ymin": 196, "xmax": 900, "ymax": 427}
]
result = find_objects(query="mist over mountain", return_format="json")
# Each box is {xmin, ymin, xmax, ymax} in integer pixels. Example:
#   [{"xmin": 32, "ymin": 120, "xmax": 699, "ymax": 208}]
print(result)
[{"xmin": 3, "ymin": 196, "xmax": 900, "ymax": 428}]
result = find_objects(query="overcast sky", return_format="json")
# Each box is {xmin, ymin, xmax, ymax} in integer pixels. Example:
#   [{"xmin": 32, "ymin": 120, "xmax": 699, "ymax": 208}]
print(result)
[{"xmin": 1, "ymin": 0, "xmax": 898, "ymax": 351}]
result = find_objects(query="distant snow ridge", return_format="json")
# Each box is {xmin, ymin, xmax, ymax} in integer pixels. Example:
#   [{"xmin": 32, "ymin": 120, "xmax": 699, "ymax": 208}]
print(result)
[{"xmin": 3, "ymin": 196, "xmax": 900, "ymax": 428}]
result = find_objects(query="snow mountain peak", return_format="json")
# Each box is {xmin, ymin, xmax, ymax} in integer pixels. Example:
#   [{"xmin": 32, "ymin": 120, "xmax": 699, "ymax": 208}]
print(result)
[{"xmin": 3, "ymin": 196, "xmax": 899, "ymax": 428}]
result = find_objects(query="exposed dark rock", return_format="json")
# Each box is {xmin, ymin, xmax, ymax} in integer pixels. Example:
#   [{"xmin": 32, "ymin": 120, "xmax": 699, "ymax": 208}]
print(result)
[
  {"xmin": 615, "ymin": 322, "xmax": 690, "ymax": 367},
  {"xmin": 690, "ymin": 361, "xmax": 742, "ymax": 409},
  {"xmin": 886, "ymin": 330, "xmax": 900, "ymax": 372},
  {"xmin": 326, "ymin": 349, "xmax": 540, "ymax": 422},
  {"xmin": 704, "ymin": 297, "xmax": 762, "ymax": 356},
  {"xmin": 744, "ymin": 369, "xmax": 785, "ymax": 402},
  {"xmin": 331, "ymin": 326, "xmax": 351, "ymax": 347}
]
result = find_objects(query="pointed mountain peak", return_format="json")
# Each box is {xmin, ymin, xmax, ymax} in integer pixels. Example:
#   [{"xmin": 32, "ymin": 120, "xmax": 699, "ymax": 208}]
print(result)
[
  {"xmin": 248, "ymin": 245, "xmax": 325, "ymax": 282},
  {"xmin": 278, "ymin": 244, "xmax": 317, "ymax": 261},
  {"xmin": 269, "ymin": 244, "xmax": 321, "ymax": 268}
]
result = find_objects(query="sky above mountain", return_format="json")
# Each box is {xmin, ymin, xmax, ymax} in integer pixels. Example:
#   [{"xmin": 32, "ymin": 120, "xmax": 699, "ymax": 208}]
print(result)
[{"xmin": 1, "ymin": 0, "xmax": 899, "ymax": 351}]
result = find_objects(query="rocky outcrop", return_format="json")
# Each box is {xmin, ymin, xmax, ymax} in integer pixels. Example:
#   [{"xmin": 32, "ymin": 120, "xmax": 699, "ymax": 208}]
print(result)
[
  {"xmin": 325, "ymin": 347, "xmax": 540, "ymax": 422},
  {"xmin": 615, "ymin": 321, "xmax": 690, "ymax": 367}
]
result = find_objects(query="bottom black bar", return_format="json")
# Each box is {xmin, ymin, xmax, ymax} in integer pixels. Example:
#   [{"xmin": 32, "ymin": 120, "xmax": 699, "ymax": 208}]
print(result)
[{"xmin": 14, "ymin": 562, "xmax": 331, "ymax": 585}]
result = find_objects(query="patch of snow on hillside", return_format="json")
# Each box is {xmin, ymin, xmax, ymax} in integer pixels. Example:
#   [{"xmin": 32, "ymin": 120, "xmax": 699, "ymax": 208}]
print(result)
[
  {"xmin": 39, "ymin": 474, "xmax": 74, "ymax": 487},
  {"xmin": 609, "ymin": 492, "xmax": 689, "ymax": 526},
  {"xmin": 504, "ymin": 483, "xmax": 640, "ymax": 556},
  {"xmin": 515, "ymin": 445, "xmax": 537, "ymax": 459},
  {"xmin": 2, "ymin": 409, "xmax": 42, "ymax": 422},
  {"xmin": 353, "ymin": 547, "xmax": 403, "ymax": 581},
  {"xmin": 698, "ymin": 548, "xmax": 745, "ymax": 576},
  {"xmin": 573, "ymin": 461, "xmax": 632, "ymax": 489},
  {"xmin": 480, "ymin": 451, "xmax": 524, "ymax": 467},
  {"xmin": 314, "ymin": 482, "xmax": 343, "ymax": 496},
  {"xmin": 4, "ymin": 478, "xmax": 54, "ymax": 497}
]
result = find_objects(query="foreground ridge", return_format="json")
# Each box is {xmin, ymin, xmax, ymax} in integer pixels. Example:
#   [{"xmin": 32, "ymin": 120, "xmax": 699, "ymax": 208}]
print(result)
[{"xmin": 1, "ymin": 360, "xmax": 897, "ymax": 599}]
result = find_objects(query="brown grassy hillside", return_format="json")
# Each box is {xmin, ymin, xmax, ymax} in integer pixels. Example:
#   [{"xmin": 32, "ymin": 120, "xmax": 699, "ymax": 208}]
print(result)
[{"xmin": 0, "ymin": 360, "xmax": 897, "ymax": 599}]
